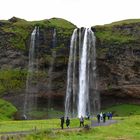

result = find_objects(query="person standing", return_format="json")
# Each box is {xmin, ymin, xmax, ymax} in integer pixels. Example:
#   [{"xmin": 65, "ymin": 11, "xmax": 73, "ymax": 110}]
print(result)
[
  {"xmin": 80, "ymin": 116, "xmax": 84, "ymax": 127},
  {"xmin": 103, "ymin": 113, "xmax": 106, "ymax": 123},
  {"xmin": 66, "ymin": 117, "xmax": 70, "ymax": 128},
  {"xmin": 97, "ymin": 113, "xmax": 100, "ymax": 123},
  {"xmin": 60, "ymin": 116, "xmax": 65, "ymax": 129},
  {"xmin": 110, "ymin": 112, "xmax": 113, "ymax": 119},
  {"xmin": 100, "ymin": 112, "xmax": 103, "ymax": 120},
  {"xmin": 107, "ymin": 112, "xmax": 110, "ymax": 120}
]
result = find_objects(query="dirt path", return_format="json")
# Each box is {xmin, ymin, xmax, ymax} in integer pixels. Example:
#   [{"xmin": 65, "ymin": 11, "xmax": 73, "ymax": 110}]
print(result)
[{"xmin": 91, "ymin": 119, "xmax": 118, "ymax": 127}]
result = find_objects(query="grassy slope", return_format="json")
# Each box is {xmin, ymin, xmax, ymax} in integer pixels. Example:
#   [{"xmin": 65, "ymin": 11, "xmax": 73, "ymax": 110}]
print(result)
[
  {"xmin": 0, "ymin": 19, "xmax": 33, "ymax": 50},
  {"xmin": 49, "ymin": 18, "xmax": 76, "ymax": 28},
  {"xmin": 102, "ymin": 104, "xmax": 140, "ymax": 116},
  {"xmin": 95, "ymin": 19, "xmax": 140, "ymax": 45},
  {"xmin": 105, "ymin": 19, "xmax": 140, "ymax": 26},
  {"xmin": 0, "ymin": 17, "xmax": 76, "ymax": 50},
  {"xmin": 0, "ymin": 99, "xmax": 17, "ymax": 120}
]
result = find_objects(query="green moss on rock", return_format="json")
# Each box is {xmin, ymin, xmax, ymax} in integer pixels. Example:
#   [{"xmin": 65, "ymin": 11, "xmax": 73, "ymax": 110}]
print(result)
[{"xmin": 0, "ymin": 69, "xmax": 27, "ymax": 95}]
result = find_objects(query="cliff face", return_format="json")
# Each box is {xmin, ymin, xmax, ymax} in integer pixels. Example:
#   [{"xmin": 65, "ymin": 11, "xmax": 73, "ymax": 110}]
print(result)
[
  {"xmin": 0, "ymin": 17, "xmax": 139, "ymax": 113},
  {"xmin": 94, "ymin": 20, "xmax": 140, "ymax": 106},
  {"xmin": 0, "ymin": 17, "xmax": 76, "ymax": 111}
]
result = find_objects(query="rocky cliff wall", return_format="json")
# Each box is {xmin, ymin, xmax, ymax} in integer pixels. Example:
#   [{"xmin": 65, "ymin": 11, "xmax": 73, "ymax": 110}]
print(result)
[
  {"xmin": 0, "ymin": 17, "xmax": 76, "ymax": 111},
  {"xmin": 95, "ymin": 20, "xmax": 140, "ymax": 106},
  {"xmin": 0, "ymin": 17, "xmax": 139, "ymax": 113}
]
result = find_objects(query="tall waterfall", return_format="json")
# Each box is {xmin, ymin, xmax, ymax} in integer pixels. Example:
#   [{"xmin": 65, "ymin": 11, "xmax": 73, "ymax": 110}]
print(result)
[
  {"xmin": 52, "ymin": 28, "xmax": 56, "ymax": 48},
  {"xmin": 65, "ymin": 28, "xmax": 100, "ymax": 118},
  {"xmin": 78, "ymin": 29, "xmax": 88, "ymax": 117},
  {"xmin": 65, "ymin": 29, "xmax": 78, "ymax": 117},
  {"xmin": 23, "ymin": 26, "xmax": 39, "ymax": 119},
  {"xmin": 47, "ymin": 28, "xmax": 57, "ymax": 108}
]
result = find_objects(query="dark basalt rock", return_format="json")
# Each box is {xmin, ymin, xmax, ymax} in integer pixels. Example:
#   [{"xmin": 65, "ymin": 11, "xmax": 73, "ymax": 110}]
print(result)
[{"xmin": 8, "ymin": 16, "xmax": 19, "ymax": 23}]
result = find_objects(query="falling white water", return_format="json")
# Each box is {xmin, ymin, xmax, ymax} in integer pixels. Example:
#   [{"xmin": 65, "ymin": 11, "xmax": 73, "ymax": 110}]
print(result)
[
  {"xmin": 65, "ymin": 28, "xmax": 100, "ymax": 118},
  {"xmin": 28, "ymin": 27, "xmax": 37, "ymax": 73},
  {"xmin": 52, "ymin": 28, "xmax": 56, "ymax": 48},
  {"xmin": 23, "ymin": 26, "xmax": 39, "ymax": 119},
  {"xmin": 65, "ymin": 29, "xmax": 78, "ymax": 117},
  {"xmin": 78, "ymin": 29, "xmax": 88, "ymax": 117}
]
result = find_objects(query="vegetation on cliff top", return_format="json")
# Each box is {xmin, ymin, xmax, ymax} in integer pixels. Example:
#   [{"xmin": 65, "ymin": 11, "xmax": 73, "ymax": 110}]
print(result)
[
  {"xmin": 49, "ymin": 18, "xmax": 76, "ymax": 28},
  {"xmin": 94, "ymin": 19, "xmax": 140, "ymax": 45},
  {"xmin": 31, "ymin": 17, "xmax": 76, "ymax": 29},
  {"xmin": 0, "ymin": 18, "xmax": 33, "ymax": 50},
  {"xmin": 1, "ymin": 17, "xmax": 140, "ymax": 50},
  {"xmin": 0, "ymin": 17, "xmax": 76, "ymax": 50},
  {"xmin": 105, "ymin": 19, "xmax": 140, "ymax": 26}
]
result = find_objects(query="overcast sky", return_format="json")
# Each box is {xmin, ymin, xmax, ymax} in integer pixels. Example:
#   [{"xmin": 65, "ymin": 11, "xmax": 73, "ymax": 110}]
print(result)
[{"xmin": 1, "ymin": 0, "xmax": 140, "ymax": 27}]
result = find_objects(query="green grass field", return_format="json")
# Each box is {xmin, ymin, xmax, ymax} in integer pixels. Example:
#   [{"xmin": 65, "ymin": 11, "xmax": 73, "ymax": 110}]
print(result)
[
  {"xmin": 0, "ymin": 104, "xmax": 140, "ymax": 140},
  {"xmin": 102, "ymin": 104, "xmax": 140, "ymax": 116},
  {"xmin": 0, "ymin": 118, "xmax": 90, "ymax": 133},
  {"xmin": 50, "ymin": 116, "xmax": 140, "ymax": 140},
  {"xmin": 1, "ymin": 115, "xmax": 139, "ymax": 140}
]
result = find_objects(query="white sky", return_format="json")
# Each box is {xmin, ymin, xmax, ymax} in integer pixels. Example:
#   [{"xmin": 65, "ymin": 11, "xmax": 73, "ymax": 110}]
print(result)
[{"xmin": 0, "ymin": 0, "xmax": 140, "ymax": 27}]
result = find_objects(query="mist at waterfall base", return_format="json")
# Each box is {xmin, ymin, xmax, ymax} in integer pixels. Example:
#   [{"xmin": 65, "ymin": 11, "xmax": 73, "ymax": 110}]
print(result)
[{"xmin": 65, "ymin": 28, "xmax": 100, "ymax": 118}]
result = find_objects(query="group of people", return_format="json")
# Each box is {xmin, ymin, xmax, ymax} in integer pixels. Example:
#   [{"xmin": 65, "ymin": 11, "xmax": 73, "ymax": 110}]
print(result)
[
  {"xmin": 60, "ymin": 116, "xmax": 85, "ymax": 129},
  {"xmin": 60, "ymin": 112, "xmax": 113, "ymax": 129},
  {"xmin": 60, "ymin": 116, "xmax": 70, "ymax": 129},
  {"xmin": 97, "ymin": 112, "xmax": 113, "ymax": 123}
]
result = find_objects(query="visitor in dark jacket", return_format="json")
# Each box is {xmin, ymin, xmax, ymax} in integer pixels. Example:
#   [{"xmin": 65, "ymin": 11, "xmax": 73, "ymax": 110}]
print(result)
[
  {"xmin": 60, "ymin": 116, "xmax": 65, "ymax": 129},
  {"xmin": 66, "ymin": 117, "xmax": 70, "ymax": 128},
  {"xmin": 97, "ymin": 113, "xmax": 100, "ymax": 123},
  {"xmin": 103, "ymin": 112, "xmax": 106, "ymax": 123}
]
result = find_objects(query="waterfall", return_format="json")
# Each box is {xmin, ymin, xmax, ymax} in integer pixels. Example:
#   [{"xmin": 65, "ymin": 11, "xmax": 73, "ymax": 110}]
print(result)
[
  {"xmin": 23, "ymin": 26, "xmax": 39, "ymax": 119},
  {"xmin": 65, "ymin": 28, "xmax": 100, "ymax": 118},
  {"xmin": 65, "ymin": 29, "xmax": 78, "ymax": 117},
  {"xmin": 47, "ymin": 28, "xmax": 57, "ymax": 108},
  {"xmin": 78, "ymin": 28, "xmax": 88, "ymax": 117},
  {"xmin": 52, "ymin": 28, "xmax": 56, "ymax": 48}
]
